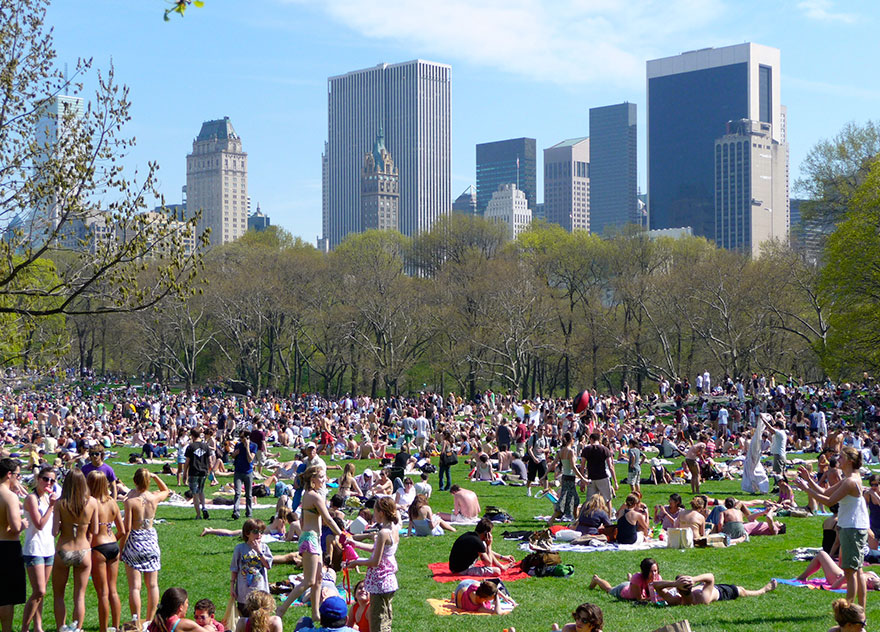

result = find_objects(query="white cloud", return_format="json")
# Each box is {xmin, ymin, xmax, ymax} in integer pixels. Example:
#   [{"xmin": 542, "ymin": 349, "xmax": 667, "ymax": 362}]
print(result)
[
  {"xmin": 796, "ymin": 0, "xmax": 856, "ymax": 23},
  {"xmin": 280, "ymin": 0, "xmax": 726, "ymax": 86}
]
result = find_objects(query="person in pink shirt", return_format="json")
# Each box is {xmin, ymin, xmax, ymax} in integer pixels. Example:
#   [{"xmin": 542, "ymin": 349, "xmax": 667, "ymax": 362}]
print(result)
[{"xmin": 589, "ymin": 558, "xmax": 662, "ymax": 602}]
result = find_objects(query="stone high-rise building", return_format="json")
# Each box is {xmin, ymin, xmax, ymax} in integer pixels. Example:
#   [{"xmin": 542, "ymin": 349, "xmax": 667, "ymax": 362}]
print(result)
[
  {"xmin": 484, "ymin": 184, "xmax": 531, "ymax": 241},
  {"xmin": 186, "ymin": 117, "xmax": 248, "ymax": 247},
  {"xmin": 544, "ymin": 138, "xmax": 590, "ymax": 232},
  {"xmin": 361, "ymin": 129, "xmax": 399, "ymax": 232},
  {"xmin": 324, "ymin": 60, "xmax": 451, "ymax": 248},
  {"xmin": 714, "ymin": 119, "xmax": 788, "ymax": 257}
]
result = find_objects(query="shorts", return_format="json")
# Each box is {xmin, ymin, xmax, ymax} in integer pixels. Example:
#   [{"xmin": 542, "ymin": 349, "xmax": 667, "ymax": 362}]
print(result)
[
  {"xmin": 188, "ymin": 474, "xmax": 207, "ymax": 495},
  {"xmin": 716, "ymin": 583, "xmax": 739, "ymax": 601},
  {"xmin": 771, "ymin": 454, "xmax": 786, "ymax": 474},
  {"xmin": 586, "ymin": 477, "xmax": 613, "ymax": 502},
  {"xmin": 298, "ymin": 530, "xmax": 321, "ymax": 556},
  {"xmin": 23, "ymin": 554, "xmax": 54, "ymax": 567},
  {"xmin": 626, "ymin": 469, "xmax": 640, "ymax": 485},
  {"xmin": 253, "ymin": 450, "xmax": 266, "ymax": 467},
  {"xmin": 609, "ymin": 582, "xmax": 628, "ymax": 599},
  {"xmin": 0, "ymin": 540, "xmax": 26, "ymax": 606},
  {"xmin": 839, "ymin": 527, "xmax": 869, "ymax": 570},
  {"xmin": 527, "ymin": 458, "xmax": 547, "ymax": 483}
]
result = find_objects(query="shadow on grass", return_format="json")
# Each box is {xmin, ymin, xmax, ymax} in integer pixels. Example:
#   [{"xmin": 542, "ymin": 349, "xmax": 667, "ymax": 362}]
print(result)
[{"xmin": 712, "ymin": 614, "xmax": 824, "ymax": 625}]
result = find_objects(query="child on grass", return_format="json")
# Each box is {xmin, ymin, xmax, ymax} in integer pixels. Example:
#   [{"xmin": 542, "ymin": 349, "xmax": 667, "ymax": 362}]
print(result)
[
  {"xmin": 230, "ymin": 519, "xmax": 273, "ymax": 616},
  {"xmin": 345, "ymin": 580, "xmax": 370, "ymax": 632},
  {"xmin": 344, "ymin": 497, "xmax": 399, "ymax": 632},
  {"xmin": 551, "ymin": 602, "xmax": 604, "ymax": 632},
  {"xmin": 193, "ymin": 599, "xmax": 224, "ymax": 632}
]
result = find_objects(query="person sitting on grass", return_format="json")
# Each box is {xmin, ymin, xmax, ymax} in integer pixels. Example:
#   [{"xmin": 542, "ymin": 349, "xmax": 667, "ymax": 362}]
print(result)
[
  {"xmin": 616, "ymin": 494, "xmax": 651, "ymax": 545},
  {"xmin": 572, "ymin": 494, "xmax": 612, "ymax": 537},
  {"xmin": 654, "ymin": 493, "xmax": 682, "ymax": 529},
  {"xmin": 292, "ymin": 595, "xmax": 356, "ymax": 632},
  {"xmin": 797, "ymin": 550, "xmax": 880, "ymax": 591},
  {"xmin": 550, "ymin": 602, "xmax": 605, "ymax": 632},
  {"xmin": 452, "ymin": 579, "xmax": 517, "ymax": 614},
  {"xmin": 235, "ymin": 591, "xmax": 282, "ymax": 632},
  {"xmin": 653, "ymin": 573, "xmax": 777, "ymax": 605},
  {"xmin": 674, "ymin": 496, "xmax": 706, "ymax": 539},
  {"xmin": 589, "ymin": 557, "xmax": 662, "ymax": 602},
  {"xmin": 406, "ymin": 494, "xmax": 456, "ymax": 537},
  {"xmin": 448, "ymin": 517, "xmax": 515, "ymax": 576},
  {"xmin": 828, "ymin": 598, "xmax": 867, "ymax": 632},
  {"xmin": 193, "ymin": 598, "xmax": 224, "ymax": 632},
  {"xmin": 147, "ymin": 587, "xmax": 210, "ymax": 632},
  {"xmin": 345, "ymin": 581, "xmax": 370, "ymax": 632},
  {"xmin": 438, "ymin": 485, "xmax": 481, "ymax": 522}
]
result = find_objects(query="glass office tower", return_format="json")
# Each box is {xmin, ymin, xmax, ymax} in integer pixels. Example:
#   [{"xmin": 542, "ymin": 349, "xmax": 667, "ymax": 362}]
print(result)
[
  {"xmin": 588, "ymin": 102, "xmax": 637, "ymax": 235},
  {"xmin": 476, "ymin": 138, "xmax": 536, "ymax": 215},
  {"xmin": 647, "ymin": 43, "xmax": 785, "ymax": 242}
]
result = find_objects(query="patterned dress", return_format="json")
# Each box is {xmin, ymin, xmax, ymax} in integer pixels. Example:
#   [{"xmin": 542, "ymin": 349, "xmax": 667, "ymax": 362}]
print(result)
[
  {"xmin": 364, "ymin": 529, "xmax": 398, "ymax": 595},
  {"xmin": 121, "ymin": 497, "xmax": 161, "ymax": 572}
]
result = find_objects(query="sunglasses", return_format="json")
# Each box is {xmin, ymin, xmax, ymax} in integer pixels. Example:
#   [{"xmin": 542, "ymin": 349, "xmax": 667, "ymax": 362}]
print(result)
[
  {"xmin": 40, "ymin": 476, "xmax": 56, "ymax": 484},
  {"xmin": 852, "ymin": 621, "xmax": 867, "ymax": 629},
  {"xmin": 89, "ymin": 452, "xmax": 101, "ymax": 457}
]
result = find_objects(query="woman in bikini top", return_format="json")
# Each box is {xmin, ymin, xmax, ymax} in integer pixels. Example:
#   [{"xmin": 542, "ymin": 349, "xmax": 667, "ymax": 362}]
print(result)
[
  {"xmin": 87, "ymin": 470, "xmax": 126, "ymax": 632},
  {"xmin": 52, "ymin": 469, "xmax": 99, "ymax": 632}
]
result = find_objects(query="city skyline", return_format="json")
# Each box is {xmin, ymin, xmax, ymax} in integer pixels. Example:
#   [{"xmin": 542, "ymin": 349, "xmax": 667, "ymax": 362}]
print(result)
[{"xmin": 43, "ymin": 1, "xmax": 880, "ymax": 243}]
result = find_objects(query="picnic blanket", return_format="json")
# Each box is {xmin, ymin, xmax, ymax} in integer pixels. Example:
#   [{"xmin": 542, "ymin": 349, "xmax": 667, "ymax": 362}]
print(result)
[
  {"xmin": 788, "ymin": 547, "xmax": 824, "ymax": 562},
  {"xmin": 426, "ymin": 598, "xmax": 509, "ymax": 616},
  {"xmin": 774, "ymin": 577, "xmax": 846, "ymax": 593},
  {"xmin": 427, "ymin": 561, "xmax": 530, "ymax": 583},
  {"xmin": 160, "ymin": 499, "xmax": 277, "ymax": 510},
  {"xmin": 518, "ymin": 539, "xmax": 667, "ymax": 554}
]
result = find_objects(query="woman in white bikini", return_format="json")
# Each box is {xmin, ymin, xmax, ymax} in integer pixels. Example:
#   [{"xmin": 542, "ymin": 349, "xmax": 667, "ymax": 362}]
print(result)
[{"xmin": 52, "ymin": 469, "xmax": 98, "ymax": 632}]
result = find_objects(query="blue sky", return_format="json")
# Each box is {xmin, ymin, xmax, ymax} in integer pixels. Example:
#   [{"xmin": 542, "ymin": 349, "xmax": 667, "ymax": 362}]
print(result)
[{"xmin": 46, "ymin": 0, "xmax": 878, "ymax": 242}]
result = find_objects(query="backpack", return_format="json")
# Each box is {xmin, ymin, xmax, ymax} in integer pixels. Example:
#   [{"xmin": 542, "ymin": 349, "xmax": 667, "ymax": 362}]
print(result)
[
  {"xmin": 535, "ymin": 563, "xmax": 575, "ymax": 578},
  {"xmin": 520, "ymin": 551, "xmax": 561, "ymax": 573}
]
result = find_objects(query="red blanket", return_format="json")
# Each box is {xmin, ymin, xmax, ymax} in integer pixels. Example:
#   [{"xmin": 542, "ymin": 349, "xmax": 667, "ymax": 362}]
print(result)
[{"xmin": 428, "ymin": 561, "xmax": 530, "ymax": 583}]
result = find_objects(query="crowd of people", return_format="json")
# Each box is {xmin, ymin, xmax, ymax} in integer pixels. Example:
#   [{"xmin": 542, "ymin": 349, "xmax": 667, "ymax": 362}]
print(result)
[{"xmin": 0, "ymin": 370, "xmax": 878, "ymax": 631}]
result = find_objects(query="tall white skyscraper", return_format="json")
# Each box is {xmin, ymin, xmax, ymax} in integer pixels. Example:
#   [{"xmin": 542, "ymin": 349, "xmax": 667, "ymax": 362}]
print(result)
[
  {"xmin": 324, "ymin": 60, "xmax": 451, "ymax": 248},
  {"xmin": 31, "ymin": 95, "xmax": 85, "ymax": 240},
  {"xmin": 647, "ymin": 43, "xmax": 788, "ymax": 249},
  {"xmin": 186, "ymin": 117, "xmax": 248, "ymax": 247}
]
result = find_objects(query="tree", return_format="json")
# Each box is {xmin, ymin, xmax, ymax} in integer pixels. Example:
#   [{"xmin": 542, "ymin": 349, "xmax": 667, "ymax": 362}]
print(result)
[
  {"xmin": 0, "ymin": 0, "xmax": 205, "ymax": 324},
  {"xmin": 821, "ymin": 157, "xmax": 880, "ymax": 375},
  {"xmin": 795, "ymin": 120, "xmax": 880, "ymax": 225}
]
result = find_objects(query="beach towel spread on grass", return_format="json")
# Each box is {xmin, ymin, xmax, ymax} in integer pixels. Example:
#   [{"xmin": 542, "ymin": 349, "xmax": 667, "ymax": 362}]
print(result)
[
  {"xmin": 773, "ymin": 578, "xmax": 846, "ymax": 593},
  {"xmin": 518, "ymin": 539, "xmax": 668, "ymax": 554},
  {"xmin": 426, "ymin": 598, "xmax": 510, "ymax": 616},
  {"xmin": 428, "ymin": 561, "xmax": 530, "ymax": 583}
]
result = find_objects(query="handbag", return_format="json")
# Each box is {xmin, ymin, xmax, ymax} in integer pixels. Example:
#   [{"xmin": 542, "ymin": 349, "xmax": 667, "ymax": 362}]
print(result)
[{"xmin": 440, "ymin": 451, "xmax": 458, "ymax": 466}]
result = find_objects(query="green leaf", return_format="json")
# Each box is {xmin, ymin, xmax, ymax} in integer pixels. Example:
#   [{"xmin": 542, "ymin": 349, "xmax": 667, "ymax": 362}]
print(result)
[{"xmin": 194, "ymin": 1, "xmax": 205, "ymax": 7}]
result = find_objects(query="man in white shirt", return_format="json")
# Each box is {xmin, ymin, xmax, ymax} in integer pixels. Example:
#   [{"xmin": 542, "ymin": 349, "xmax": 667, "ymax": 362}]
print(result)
[{"xmin": 769, "ymin": 415, "xmax": 787, "ymax": 476}]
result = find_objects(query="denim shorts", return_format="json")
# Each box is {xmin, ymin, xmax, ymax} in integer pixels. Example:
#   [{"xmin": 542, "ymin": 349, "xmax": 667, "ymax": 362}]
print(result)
[
  {"xmin": 23, "ymin": 554, "xmax": 54, "ymax": 567},
  {"xmin": 188, "ymin": 474, "xmax": 207, "ymax": 495}
]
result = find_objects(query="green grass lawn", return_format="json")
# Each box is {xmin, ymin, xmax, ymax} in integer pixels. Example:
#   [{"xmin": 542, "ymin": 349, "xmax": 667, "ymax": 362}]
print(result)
[{"xmin": 20, "ymin": 447, "xmax": 879, "ymax": 632}]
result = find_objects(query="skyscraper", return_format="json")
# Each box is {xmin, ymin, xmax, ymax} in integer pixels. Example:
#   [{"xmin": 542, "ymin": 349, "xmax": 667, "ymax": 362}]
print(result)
[
  {"xmin": 186, "ymin": 117, "xmax": 248, "ymax": 247},
  {"xmin": 714, "ymin": 119, "xmax": 788, "ymax": 257},
  {"xmin": 361, "ymin": 129, "xmax": 399, "ymax": 232},
  {"xmin": 647, "ymin": 43, "xmax": 787, "ymax": 244},
  {"xmin": 589, "ymin": 102, "xmax": 638, "ymax": 235},
  {"xmin": 543, "ymin": 138, "xmax": 590, "ymax": 232},
  {"xmin": 31, "ymin": 95, "xmax": 85, "ymax": 240},
  {"xmin": 476, "ymin": 138, "xmax": 536, "ymax": 215},
  {"xmin": 452, "ymin": 186, "xmax": 477, "ymax": 215},
  {"xmin": 324, "ymin": 60, "xmax": 451, "ymax": 248},
  {"xmin": 484, "ymin": 184, "xmax": 531, "ymax": 241}
]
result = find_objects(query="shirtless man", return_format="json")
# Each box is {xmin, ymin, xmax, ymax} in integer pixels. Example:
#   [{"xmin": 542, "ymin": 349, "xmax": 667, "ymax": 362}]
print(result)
[
  {"xmin": 684, "ymin": 439, "xmax": 707, "ymax": 493},
  {"xmin": 440, "ymin": 485, "xmax": 481, "ymax": 521},
  {"xmin": 653, "ymin": 573, "xmax": 776, "ymax": 605},
  {"xmin": 0, "ymin": 458, "xmax": 27, "ymax": 632},
  {"xmin": 674, "ymin": 496, "xmax": 706, "ymax": 539}
]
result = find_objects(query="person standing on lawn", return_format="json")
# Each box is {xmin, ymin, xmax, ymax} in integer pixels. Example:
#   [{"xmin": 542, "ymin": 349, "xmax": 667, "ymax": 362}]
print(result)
[
  {"xmin": 580, "ymin": 433, "xmax": 617, "ymax": 513},
  {"xmin": 183, "ymin": 428, "xmax": 214, "ymax": 520},
  {"xmin": 81, "ymin": 445, "xmax": 118, "ymax": 500},
  {"xmin": 0, "ymin": 458, "xmax": 27, "ymax": 632},
  {"xmin": 232, "ymin": 430, "xmax": 257, "ymax": 520},
  {"xmin": 796, "ymin": 446, "xmax": 870, "ymax": 609}
]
